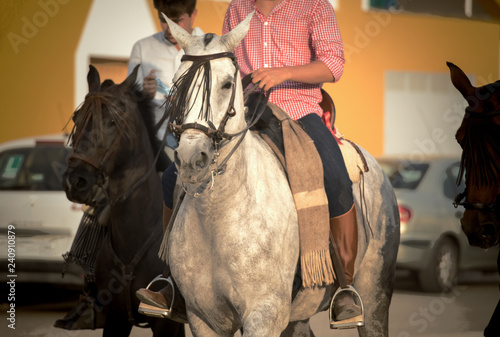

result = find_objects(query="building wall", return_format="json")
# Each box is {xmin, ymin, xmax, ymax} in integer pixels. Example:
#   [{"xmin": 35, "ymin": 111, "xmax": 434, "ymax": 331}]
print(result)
[{"xmin": 0, "ymin": 0, "xmax": 499, "ymax": 157}]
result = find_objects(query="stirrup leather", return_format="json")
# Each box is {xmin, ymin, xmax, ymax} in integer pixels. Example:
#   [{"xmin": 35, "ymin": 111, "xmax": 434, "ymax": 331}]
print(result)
[
  {"xmin": 329, "ymin": 285, "xmax": 365, "ymax": 329},
  {"xmin": 137, "ymin": 274, "xmax": 175, "ymax": 319}
]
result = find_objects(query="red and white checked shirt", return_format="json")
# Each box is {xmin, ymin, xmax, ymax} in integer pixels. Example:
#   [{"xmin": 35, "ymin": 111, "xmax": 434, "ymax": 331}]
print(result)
[{"xmin": 222, "ymin": 0, "xmax": 345, "ymax": 120}]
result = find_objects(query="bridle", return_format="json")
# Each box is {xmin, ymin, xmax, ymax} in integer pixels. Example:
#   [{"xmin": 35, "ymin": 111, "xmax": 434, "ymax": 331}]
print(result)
[
  {"xmin": 67, "ymin": 93, "xmax": 168, "ymax": 205},
  {"xmin": 167, "ymin": 51, "xmax": 265, "ymax": 196},
  {"xmin": 453, "ymin": 190, "xmax": 499, "ymax": 213},
  {"xmin": 453, "ymin": 107, "xmax": 500, "ymax": 214}
]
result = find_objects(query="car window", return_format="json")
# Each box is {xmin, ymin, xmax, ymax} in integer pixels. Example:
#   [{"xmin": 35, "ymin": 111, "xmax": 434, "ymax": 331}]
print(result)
[
  {"xmin": 0, "ymin": 146, "xmax": 69, "ymax": 191},
  {"xmin": 379, "ymin": 160, "xmax": 429, "ymax": 190},
  {"xmin": 443, "ymin": 162, "xmax": 465, "ymax": 200}
]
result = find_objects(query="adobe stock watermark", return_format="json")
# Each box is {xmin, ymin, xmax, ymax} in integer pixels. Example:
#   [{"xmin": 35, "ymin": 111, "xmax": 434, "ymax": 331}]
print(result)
[
  {"xmin": 7, "ymin": 0, "xmax": 72, "ymax": 55},
  {"xmin": 397, "ymin": 285, "xmax": 467, "ymax": 336},
  {"xmin": 344, "ymin": 9, "xmax": 395, "ymax": 59}
]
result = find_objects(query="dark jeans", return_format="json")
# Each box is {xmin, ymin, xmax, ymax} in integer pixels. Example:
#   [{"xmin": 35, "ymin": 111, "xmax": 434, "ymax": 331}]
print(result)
[
  {"xmin": 161, "ymin": 113, "xmax": 353, "ymax": 217},
  {"xmin": 298, "ymin": 113, "xmax": 353, "ymax": 217}
]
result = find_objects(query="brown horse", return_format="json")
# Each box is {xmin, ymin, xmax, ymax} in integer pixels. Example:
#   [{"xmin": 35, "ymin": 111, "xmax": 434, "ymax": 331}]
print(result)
[
  {"xmin": 63, "ymin": 65, "xmax": 184, "ymax": 337},
  {"xmin": 447, "ymin": 61, "xmax": 500, "ymax": 337}
]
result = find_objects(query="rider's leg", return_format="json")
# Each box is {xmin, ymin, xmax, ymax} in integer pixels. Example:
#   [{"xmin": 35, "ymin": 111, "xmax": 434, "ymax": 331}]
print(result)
[
  {"xmin": 136, "ymin": 164, "xmax": 188, "ymax": 323},
  {"xmin": 298, "ymin": 113, "xmax": 361, "ymax": 322}
]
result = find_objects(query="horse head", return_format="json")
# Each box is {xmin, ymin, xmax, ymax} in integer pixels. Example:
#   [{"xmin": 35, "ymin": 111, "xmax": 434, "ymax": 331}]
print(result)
[
  {"xmin": 63, "ymin": 65, "xmax": 155, "ymax": 205},
  {"xmin": 447, "ymin": 62, "xmax": 500, "ymax": 248},
  {"xmin": 162, "ymin": 12, "xmax": 253, "ymax": 193}
]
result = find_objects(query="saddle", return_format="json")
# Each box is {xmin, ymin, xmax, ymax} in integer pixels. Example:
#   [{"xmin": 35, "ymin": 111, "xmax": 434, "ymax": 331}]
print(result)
[{"xmin": 246, "ymin": 90, "xmax": 368, "ymax": 184}]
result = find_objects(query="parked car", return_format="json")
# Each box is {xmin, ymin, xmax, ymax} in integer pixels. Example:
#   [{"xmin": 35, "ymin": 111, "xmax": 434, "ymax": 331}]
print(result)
[
  {"xmin": 377, "ymin": 156, "xmax": 499, "ymax": 292},
  {"xmin": 0, "ymin": 134, "xmax": 84, "ymax": 288}
]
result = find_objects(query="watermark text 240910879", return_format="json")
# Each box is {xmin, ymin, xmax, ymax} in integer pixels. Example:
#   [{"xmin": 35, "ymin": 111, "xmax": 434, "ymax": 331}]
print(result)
[{"xmin": 6, "ymin": 224, "xmax": 16, "ymax": 330}]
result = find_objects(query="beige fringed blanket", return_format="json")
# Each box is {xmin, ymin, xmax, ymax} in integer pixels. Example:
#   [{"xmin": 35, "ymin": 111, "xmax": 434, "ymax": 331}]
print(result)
[{"xmin": 266, "ymin": 102, "xmax": 335, "ymax": 288}]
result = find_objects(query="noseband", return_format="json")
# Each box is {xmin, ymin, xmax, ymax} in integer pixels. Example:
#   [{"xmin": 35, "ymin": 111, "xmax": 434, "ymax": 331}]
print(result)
[{"xmin": 453, "ymin": 190, "xmax": 500, "ymax": 213}]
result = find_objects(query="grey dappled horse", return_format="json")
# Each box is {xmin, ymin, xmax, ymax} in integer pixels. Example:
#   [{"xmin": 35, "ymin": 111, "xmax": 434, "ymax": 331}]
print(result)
[{"xmin": 164, "ymin": 13, "xmax": 400, "ymax": 337}]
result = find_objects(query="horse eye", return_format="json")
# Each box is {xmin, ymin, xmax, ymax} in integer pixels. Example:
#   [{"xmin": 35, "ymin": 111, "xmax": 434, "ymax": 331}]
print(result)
[{"xmin": 222, "ymin": 81, "xmax": 232, "ymax": 90}]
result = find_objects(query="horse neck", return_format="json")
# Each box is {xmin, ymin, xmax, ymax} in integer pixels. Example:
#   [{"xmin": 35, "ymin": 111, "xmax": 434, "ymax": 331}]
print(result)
[
  {"xmin": 200, "ymin": 133, "xmax": 261, "ymax": 209},
  {"xmin": 107, "ymin": 136, "xmax": 163, "ymax": 259}
]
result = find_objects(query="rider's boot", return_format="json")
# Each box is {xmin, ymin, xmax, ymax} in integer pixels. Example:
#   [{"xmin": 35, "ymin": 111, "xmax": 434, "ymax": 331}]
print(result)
[
  {"xmin": 136, "ymin": 206, "xmax": 188, "ymax": 323},
  {"xmin": 54, "ymin": 281, "xmax": 105, "ymax": 330},
  {"xmin": 329, "ymin": 204, "xmax": 363, "ymax": 325}
]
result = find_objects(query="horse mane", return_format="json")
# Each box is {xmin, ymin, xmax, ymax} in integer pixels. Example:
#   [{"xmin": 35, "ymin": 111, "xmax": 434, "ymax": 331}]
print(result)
[
  {"xmin": 70, "ymin": 82, "xmax": 169, "ymax": 172},
  {"xmin": 458, "ymin": 116, "xmax": 500, "ymax": 187},
  {"xmin": 166, "ymin": 60, "xmax": 212, "ymax": 126}
]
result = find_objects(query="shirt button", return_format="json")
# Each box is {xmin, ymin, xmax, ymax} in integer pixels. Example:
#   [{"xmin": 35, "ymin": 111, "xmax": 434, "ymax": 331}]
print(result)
[
  {"xmin": 264, "ymin": 22, "xmax": 269, "ymax": 26},
  {"xmin": 264, "ymin": 64, "xmax": 269, "ymax": 68},
  {"xmin": 263, "ymin": 42, "xmax": 267, "ymax": 47}
]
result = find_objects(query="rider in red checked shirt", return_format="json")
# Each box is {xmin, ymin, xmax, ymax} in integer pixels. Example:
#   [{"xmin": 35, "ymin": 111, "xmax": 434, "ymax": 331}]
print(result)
[{"xmin": 224, "ymin": 0, "xmax": 362, "ymax": 327}]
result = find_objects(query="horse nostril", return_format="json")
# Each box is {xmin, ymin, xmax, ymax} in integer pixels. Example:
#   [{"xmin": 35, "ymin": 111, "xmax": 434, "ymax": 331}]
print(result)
[
  {"xmin": 74, "ymin": 177, "xmax": 89, "ymax": 191},
  {"xmin": 480, "ymin": 224, "xmax": 496, "ymax": 239},
  {"xmin": 196, "ymin": 152, "xmax": 209, "ymax": 169}
]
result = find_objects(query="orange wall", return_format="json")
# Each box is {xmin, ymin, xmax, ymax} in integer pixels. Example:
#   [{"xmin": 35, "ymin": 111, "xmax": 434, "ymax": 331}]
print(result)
[
  {"xmin": 0, "ymin": 0, "xmax": 93, "ymax": 143},
  {"xmin": 331, "ymin": 2, "xmax": 499, "ymax": 155},
  {"xmin": 1, "ymin": 0, "xmax": 499, "ymax": 157}
]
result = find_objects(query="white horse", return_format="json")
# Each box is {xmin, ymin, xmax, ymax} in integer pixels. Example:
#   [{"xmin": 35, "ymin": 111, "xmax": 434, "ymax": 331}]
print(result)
[{"xmin": 163, "ymin": 13, "xmax": 400, "ymax": 337}]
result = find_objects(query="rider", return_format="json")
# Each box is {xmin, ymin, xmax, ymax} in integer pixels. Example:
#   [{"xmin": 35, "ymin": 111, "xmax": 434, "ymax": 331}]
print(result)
[
  {"xmin": 136, "ymin": 0, "xmax": 362, "ymax": 328},
  {"xmin": 128, "ymin": 0, "xmax": 203, "ymax": 156},
  {"xmin": 54, "ymin": 0, "xmax": 202, "ymax": 329}
]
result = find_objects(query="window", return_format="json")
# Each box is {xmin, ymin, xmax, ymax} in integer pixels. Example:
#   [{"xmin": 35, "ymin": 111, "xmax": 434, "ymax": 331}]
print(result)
[
  {"xmin": 0, "ymin": 146, "xmax": 70, "ymax": 191},
  {"xmin": 363, "ymin": 0, "xmax": 496, "ymax": 21},
  {"xmin": 378, "ymin": 159, "xmax": 430, "ymax": 190}
]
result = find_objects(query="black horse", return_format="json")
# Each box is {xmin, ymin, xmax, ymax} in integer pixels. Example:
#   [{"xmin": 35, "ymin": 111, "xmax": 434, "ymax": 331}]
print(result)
[
  {"xmin": 447, "ymin": 62, "xmax": 500, "ymax": 337},
  {"xmin": 63, "ymin": 64, "xmax": 184, "ymax": 337}
]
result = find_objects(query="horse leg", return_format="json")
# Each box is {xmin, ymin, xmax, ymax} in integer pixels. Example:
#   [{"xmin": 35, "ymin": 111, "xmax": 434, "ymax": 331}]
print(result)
[
  {"xmin": 188, "ymin": 313, "xmax": 232, "ymax": 337},
  {"xmin": 279, "ymin": 319, "xmax": 315, "ymax": 337},
  {"xmin": 354, "ymin": 244, "xmax": 395, "ymax": 337},
  {"xmin": 483, "ymin": 251, "xmax": 500, "ymax": 337},
  {"xmin": 102, "ymin": 312, "xmax": 133, "ymax": 337}
]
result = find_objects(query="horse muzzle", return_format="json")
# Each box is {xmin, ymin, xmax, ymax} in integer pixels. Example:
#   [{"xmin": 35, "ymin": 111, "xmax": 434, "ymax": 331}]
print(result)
[
  {"xmin": 63, "ymin": 166, "xmax": 100, "ymax": 205},
  {"xmin": 174, "ymin": 130, "xmax": 214, "ymax": 185},
  {"xmin": 461, "ymin": 212, "xmax": 500, "ymax": 249}
]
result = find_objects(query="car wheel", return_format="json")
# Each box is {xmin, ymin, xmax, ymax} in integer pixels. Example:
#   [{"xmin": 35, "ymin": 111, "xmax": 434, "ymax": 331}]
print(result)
[{"xmin": 418, "ymin": 237, "xmax": 459, "ymax": 292}]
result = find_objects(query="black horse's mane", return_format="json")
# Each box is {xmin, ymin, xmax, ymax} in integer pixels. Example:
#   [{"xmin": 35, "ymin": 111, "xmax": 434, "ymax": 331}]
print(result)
[
  {"xmin": 70, "ymin": 80, "xmax": 169, "ymax": 172},
  {"xmin": 458, "ymin": 115, "xmax": 500, "ymax": 187}
]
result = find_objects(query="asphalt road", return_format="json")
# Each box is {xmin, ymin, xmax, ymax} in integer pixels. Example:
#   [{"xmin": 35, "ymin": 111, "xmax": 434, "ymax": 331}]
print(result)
[{"xmin": 1, "ymin": 271, "xmax": 499, "ymax": 337}]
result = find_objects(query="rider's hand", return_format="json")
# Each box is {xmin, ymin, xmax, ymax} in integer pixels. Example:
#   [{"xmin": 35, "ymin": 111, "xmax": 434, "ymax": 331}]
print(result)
[
  {"xmin": 251, "ymin": 67, "xmax": 291, "ymax": 91},
  {"xmin": 143, "ymin": 70, "xmax": 157, "ymax": 99}
]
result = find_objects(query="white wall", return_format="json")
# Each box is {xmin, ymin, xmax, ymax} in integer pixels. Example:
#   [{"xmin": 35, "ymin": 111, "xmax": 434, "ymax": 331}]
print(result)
[
  {"xmin": 383, "ymin": 71, "xmax": 470, "ymax": 158},
  {"xmin": 74, "ymin": 0, "xmax": 156, "ymax": 107}
]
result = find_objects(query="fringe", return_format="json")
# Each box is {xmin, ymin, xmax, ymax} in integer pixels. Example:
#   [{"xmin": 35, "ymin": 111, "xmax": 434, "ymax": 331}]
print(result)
[
  {"xmin": 158, "ymin": 231, "xmax": 169, "ymax": 263},
  {"xmin": 300, "ymin": 249, "xmax": 336, "ymax": 288}
]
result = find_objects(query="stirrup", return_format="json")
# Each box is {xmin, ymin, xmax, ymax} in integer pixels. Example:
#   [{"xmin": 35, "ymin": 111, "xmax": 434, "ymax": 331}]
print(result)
[
  {"xmin": 329, "ymin": 285, "xmax": 364, "ymax": 329},
  {"xmin": 137, "ymin": 274, "xmax": 175, "ymax": 319}
]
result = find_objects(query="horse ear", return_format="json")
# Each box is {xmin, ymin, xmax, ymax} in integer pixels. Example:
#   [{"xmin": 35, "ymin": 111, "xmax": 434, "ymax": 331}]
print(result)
[
  {"xmin": 119, "ymin": 64, "xmax": 140, "ymax": 92},
  {"xmin": 161, "ymin": 12, "xmax": 194, "ymax": 51},
  {"xmin": 447, "ymin": 62, "xmax": 475, "ymax": 100},
  {"xmin": 220, "ymin": 11, "xmax": 254, "ymax": 52},
  {"xmin": 87, "ymin": 64, "xmax": 101, "ymax": 93}
]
